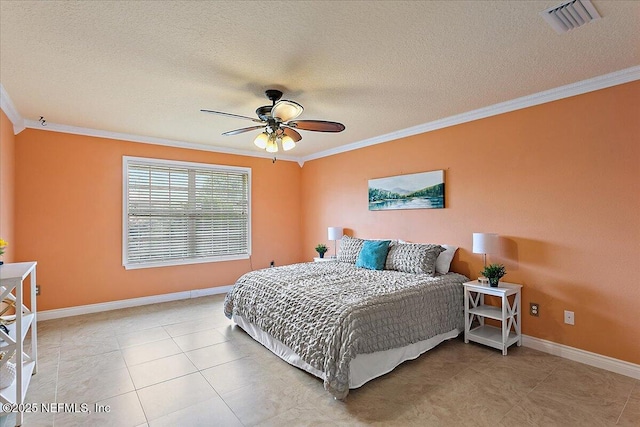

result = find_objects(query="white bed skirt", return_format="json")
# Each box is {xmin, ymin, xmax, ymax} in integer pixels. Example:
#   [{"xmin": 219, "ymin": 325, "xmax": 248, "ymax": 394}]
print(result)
[{"xmin": 232, "ymin": 314, "xmax": 461, "ymax": 389}]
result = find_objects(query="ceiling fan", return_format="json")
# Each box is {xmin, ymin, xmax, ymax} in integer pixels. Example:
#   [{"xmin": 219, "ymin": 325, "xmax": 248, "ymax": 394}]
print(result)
[{"xmin": 201, "ymin": 89, "xmax": 345, "ymax": 154}]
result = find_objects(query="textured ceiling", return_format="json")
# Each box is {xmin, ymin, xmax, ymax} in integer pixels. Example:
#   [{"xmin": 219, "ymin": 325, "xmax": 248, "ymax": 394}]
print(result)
[{"xmin": 1, "ymin": 1, "xmax": 639, "ymax": 159}]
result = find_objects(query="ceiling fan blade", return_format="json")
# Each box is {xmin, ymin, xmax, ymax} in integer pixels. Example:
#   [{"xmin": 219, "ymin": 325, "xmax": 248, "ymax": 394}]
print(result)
[
  {"xmin": 287, "ymin": 120, "xmax": 345, "ymax": 132},
  {"xmin": 222, "ymin": 125, "xmax": 266, "ymax": 136},
  {"xmin": 282, "ymin": 127, "xmax": 302, "ymax": 142},
  {"xmin": 272, "ymin": 100, "xmax": 304, "ymax": 122},
  {"xmin": 200, "ymin": 109, "xmax": 263, "ymax": 123}
]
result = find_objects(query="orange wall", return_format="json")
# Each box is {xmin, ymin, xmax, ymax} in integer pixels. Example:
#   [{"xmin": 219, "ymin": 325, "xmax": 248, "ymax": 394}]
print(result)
[
  {"xmin": 0, "ymin": 110, "xmax": 15, "ymax": 263},
  {"xmin": 301, "ymin": 81, "xmax": 640, "ymax": 364},
  {"xmin": 14, "ymin": 130, "xmax": 303, "ymax": 310}
]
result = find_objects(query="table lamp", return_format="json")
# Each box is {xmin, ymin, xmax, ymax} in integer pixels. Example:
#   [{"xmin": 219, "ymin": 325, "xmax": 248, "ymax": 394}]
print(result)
[
  {"xmin": 327, "ymin": 227, "xmax": 343, "ymax": 259},
  {"xmin": 472, "ymin": 232, "xmax": 498, "ymax": 283}
]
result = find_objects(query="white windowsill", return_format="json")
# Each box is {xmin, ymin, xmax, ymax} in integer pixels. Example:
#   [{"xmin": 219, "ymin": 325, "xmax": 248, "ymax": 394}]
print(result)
[{"xmin": 123, "ymin": 253, "xmax": 250, "ymax": 270}]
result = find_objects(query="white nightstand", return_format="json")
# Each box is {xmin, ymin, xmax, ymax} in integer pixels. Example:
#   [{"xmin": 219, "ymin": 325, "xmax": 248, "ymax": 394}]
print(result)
[
  {"xmin": 313, "ymin": 257, "xmax": 336, "ymax": 262},
  {"xmin": 463, "ymin": 281, "xmax": 522, "ymax": 355}
]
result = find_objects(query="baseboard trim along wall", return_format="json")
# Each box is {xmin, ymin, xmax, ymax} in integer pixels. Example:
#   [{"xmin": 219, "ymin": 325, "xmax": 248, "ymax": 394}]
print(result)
[
  {"xmin": 522, "ymin": 335, "xmax": 640, "ymax": 381},
  {"xmin": 37, "ymin": 285, "xmax": 233, "ymax": 321},
  {"xmin": 37, "ymin": 289, "xmax": 640, "ymax": 381}
]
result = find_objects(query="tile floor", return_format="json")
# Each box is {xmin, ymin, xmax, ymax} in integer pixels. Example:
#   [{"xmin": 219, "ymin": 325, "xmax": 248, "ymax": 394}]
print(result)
[{"xmin": 1, "ymin": 294, "xmax": 639, "ymax": 426}]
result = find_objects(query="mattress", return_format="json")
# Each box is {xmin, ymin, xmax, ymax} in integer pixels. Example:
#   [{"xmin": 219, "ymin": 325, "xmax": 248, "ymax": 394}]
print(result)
[
  {"xmin": 233, "ymin": 313, "xmax": 461, "ymax": 389},
  {"xmin": 224, "ymin": 261, "xmax": 467, "ymax": 398}
]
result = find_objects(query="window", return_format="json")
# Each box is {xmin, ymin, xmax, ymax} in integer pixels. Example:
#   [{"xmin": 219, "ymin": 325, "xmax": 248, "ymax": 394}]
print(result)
[{"xmin": 123, "ymin": 156, "xmax": 251, "ymax": 269}]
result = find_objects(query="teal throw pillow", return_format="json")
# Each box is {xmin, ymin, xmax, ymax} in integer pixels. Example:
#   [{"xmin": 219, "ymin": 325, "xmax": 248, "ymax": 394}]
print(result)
[{"xmin": 355, "ymin": 240, "xmax": 391, "ymax": 270}]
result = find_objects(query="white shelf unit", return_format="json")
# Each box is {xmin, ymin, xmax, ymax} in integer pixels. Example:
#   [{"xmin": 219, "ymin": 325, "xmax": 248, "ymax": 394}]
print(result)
[
  {"xmin": 0, "ymin": 262, "xmax": 38, "ymax": 426},
  {"xmin": 463, "ymin": 280, "xmax": 522, "ymax": 356}
]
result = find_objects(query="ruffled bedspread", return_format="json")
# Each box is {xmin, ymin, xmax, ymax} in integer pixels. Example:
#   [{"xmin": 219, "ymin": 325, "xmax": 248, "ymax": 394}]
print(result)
[{"xmin": 224, "ymin": 262, "xmax": 467, "ymax": 399}]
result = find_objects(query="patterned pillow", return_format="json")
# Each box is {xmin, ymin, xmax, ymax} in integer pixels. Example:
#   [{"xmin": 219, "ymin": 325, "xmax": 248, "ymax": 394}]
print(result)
[
  {"xmin": 384, "ymin": 243, "xmax": 445, "ymax": 275},
  {"xmin": 337, "ymin": 235, "xmax": 365, "ymax": 264}
]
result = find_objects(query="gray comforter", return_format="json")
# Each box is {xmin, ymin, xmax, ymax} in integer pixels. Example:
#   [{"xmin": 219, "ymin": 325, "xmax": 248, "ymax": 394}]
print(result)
[{"xmin": 223, "ymin": 262, "xmax": 467, "ymax": 399}]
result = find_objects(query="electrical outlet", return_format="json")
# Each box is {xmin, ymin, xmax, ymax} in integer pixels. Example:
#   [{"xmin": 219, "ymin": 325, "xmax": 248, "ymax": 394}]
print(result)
[
  {"xmin": 35, "ymin": 285, "xmax": 41, "ymax": 296},
  {"xmin": 529, "ymin": 303, "xmax": 539, "ymax": 317},
  {"xmin": 564, "ymin": 310, "xmax": 575, "ymax": 325}
]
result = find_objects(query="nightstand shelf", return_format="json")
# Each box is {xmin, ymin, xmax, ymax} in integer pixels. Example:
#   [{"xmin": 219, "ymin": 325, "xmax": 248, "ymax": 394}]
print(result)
[
  {"xmin": 463, "ymin": 281, "xmax": 522, "ymax": 355},
  {"xmin": 468, "ymin": 305, "xmax": 503, "ymax": 320},
  {"xmin": 467, "ymin": 325, "xmax": 520, "ymax": 349}
]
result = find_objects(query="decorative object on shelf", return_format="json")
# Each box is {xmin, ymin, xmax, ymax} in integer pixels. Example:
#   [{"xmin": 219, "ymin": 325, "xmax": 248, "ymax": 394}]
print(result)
[
  {"xmin": 315, "ymin": 244, "xmax": 328, "ymax": 259},
  {"xmin": 0, "ymin": 238, "xmax": 6, "ymax": 266},
  {"xmin": 472, "ymin": 233, "xmax": 498, "ymax": 284},
  {"xmin": 480, "ymin": 263, "xmax": 506, "ymax": 287},
  {"xmin": 0, "ymin": 350, "xmax": 17, "ymax": 388},
  {"xmin": 327, "ymin": 227, "xmax": 343, "ymax": 258},
  {"xmin": 368, "ymin": 170, "xmax": 444, "ymax": 211},
  {"xmin": 1, "ymin": 285, "xmax": 18, "ymax": 328}
]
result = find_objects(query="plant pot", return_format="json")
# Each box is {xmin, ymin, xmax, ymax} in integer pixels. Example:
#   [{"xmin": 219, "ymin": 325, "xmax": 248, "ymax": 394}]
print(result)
[
  {"xmin": 318, "ymin": 252, "xmax": 325, "ymax": 259},
  {"xmin": 488, "ymin": 277, "xmax": 500, "ymax": 287}
]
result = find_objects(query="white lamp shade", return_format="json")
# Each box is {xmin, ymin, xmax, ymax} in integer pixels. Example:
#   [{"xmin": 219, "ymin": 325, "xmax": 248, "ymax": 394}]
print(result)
[
  {"xmin": 271, "ymin": 100, "xmax": 304, "ymax": 122},
  {"xmin": 265, "ymin": 137, "xmax": 278, "ymax": 153},
  {"xmin": 281, "ymin": 135, "xmax": 296, "ymax": 151},
  {"xmin": 328, "ymin": 227, "xmax": 343, "ymax": 241},
  {"xmin": 472, "ymin": 233, "xmax": 498, "ymax": 254},
  {"xmin": 253, "ymin": 132, "xmax": 269, "ymax": 149}
]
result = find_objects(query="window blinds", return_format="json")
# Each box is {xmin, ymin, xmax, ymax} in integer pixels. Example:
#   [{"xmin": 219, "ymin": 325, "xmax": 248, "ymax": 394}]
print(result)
[{"xmin": 123, "ymin": 157, "xmax": 250, "ymax": 268}]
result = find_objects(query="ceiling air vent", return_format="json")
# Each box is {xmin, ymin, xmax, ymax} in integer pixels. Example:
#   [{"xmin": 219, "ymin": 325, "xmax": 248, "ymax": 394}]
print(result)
[{"xmin": 539, "ymin": 0, "xmax": 601, "ymax": 34}]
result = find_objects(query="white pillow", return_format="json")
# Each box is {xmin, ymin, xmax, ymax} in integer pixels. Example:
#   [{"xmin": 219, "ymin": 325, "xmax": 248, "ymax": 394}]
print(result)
[{"xmin": 435, "ymin": 244, "xmax": 457, "ymax": 274}]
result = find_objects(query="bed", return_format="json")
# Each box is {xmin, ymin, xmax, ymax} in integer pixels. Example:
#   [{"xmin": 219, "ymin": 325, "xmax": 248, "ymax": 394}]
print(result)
[{"xmin": 223, "ymin": 238, "xmax": 468, "ymax": 399}]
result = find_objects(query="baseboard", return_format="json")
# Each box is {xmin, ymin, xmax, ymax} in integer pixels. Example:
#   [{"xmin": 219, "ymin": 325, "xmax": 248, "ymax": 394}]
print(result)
[
  {"xmin": 37, "ymin": 285, "xmax": 233, "ymax": 321},
  {"xmin": 522, "ymin": 335, "xmax": 640, "ymax": 380}
]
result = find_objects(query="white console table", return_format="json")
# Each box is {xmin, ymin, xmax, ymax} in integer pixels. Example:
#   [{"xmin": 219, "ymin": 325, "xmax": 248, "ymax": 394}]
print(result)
[{"xmin": 0, "ymin": 262, "xmax": 38, "ymax": 426}]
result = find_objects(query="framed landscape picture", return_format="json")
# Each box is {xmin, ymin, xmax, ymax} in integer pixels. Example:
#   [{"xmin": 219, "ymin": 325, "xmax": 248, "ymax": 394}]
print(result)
[{"xmin": 368, "ymin": 170, "xmax": 444, "ymax": 211}]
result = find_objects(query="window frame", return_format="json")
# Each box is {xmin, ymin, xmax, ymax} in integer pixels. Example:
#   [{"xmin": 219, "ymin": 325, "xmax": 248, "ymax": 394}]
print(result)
[{"xmin": 122, "ymin": 156, "xmax": 251, "ymax": 270}]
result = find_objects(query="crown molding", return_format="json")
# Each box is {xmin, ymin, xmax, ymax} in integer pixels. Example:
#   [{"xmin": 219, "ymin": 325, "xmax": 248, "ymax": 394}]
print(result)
[
  {"xmin": 301, "ymin": 65, "xmax": 640, "ymax": 163},
  {"xmin": 4, "ymin": 66, "xmax": 639, "ymax": 165},
  {"xmin": 0, "ymin": 81, "xmax": 299, "ymax": 163},
  {"xmin": 0, "ymin": 83, "xmax": 25, "ymax": 134},
  {"xmin": 22, "ymin": 120, "xmax": 300, "ymax": 163}
]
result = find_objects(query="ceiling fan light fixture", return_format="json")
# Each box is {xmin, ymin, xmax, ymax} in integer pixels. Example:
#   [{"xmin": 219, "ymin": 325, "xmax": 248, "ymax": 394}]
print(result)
[
  {"xmin": 281, "ymin": 135, "xmax": 296, "ymax": 151},
  {"xmin": 272, "ymin": 100, "xmax": 304, "ymax": 122},
  {"xmin": 202, "ymin": 89, "xmax": 345, "ymax": 156},
  {"xmin": 253, "ymin": 132, "xmax": 269, "ymax": 149},
  {"xmin": 265, "ymin": 136, "xmax": 278, "ymax": 153}
]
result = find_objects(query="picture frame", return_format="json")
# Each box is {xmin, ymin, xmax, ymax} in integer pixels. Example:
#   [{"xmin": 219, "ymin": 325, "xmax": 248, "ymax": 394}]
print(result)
[{"xmin": 368, "ymin": 170, "xmax": 444, "ymax": 211}]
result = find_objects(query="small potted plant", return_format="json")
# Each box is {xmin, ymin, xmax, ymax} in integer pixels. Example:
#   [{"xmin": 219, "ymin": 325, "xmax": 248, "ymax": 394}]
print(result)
[
  {"xmin": 315, "ymin": 243, "xmax": 329, "ymax": 259},
  {"xmin": 480, "ymin": 263, "xmax": 506, "ymax": 287}
]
